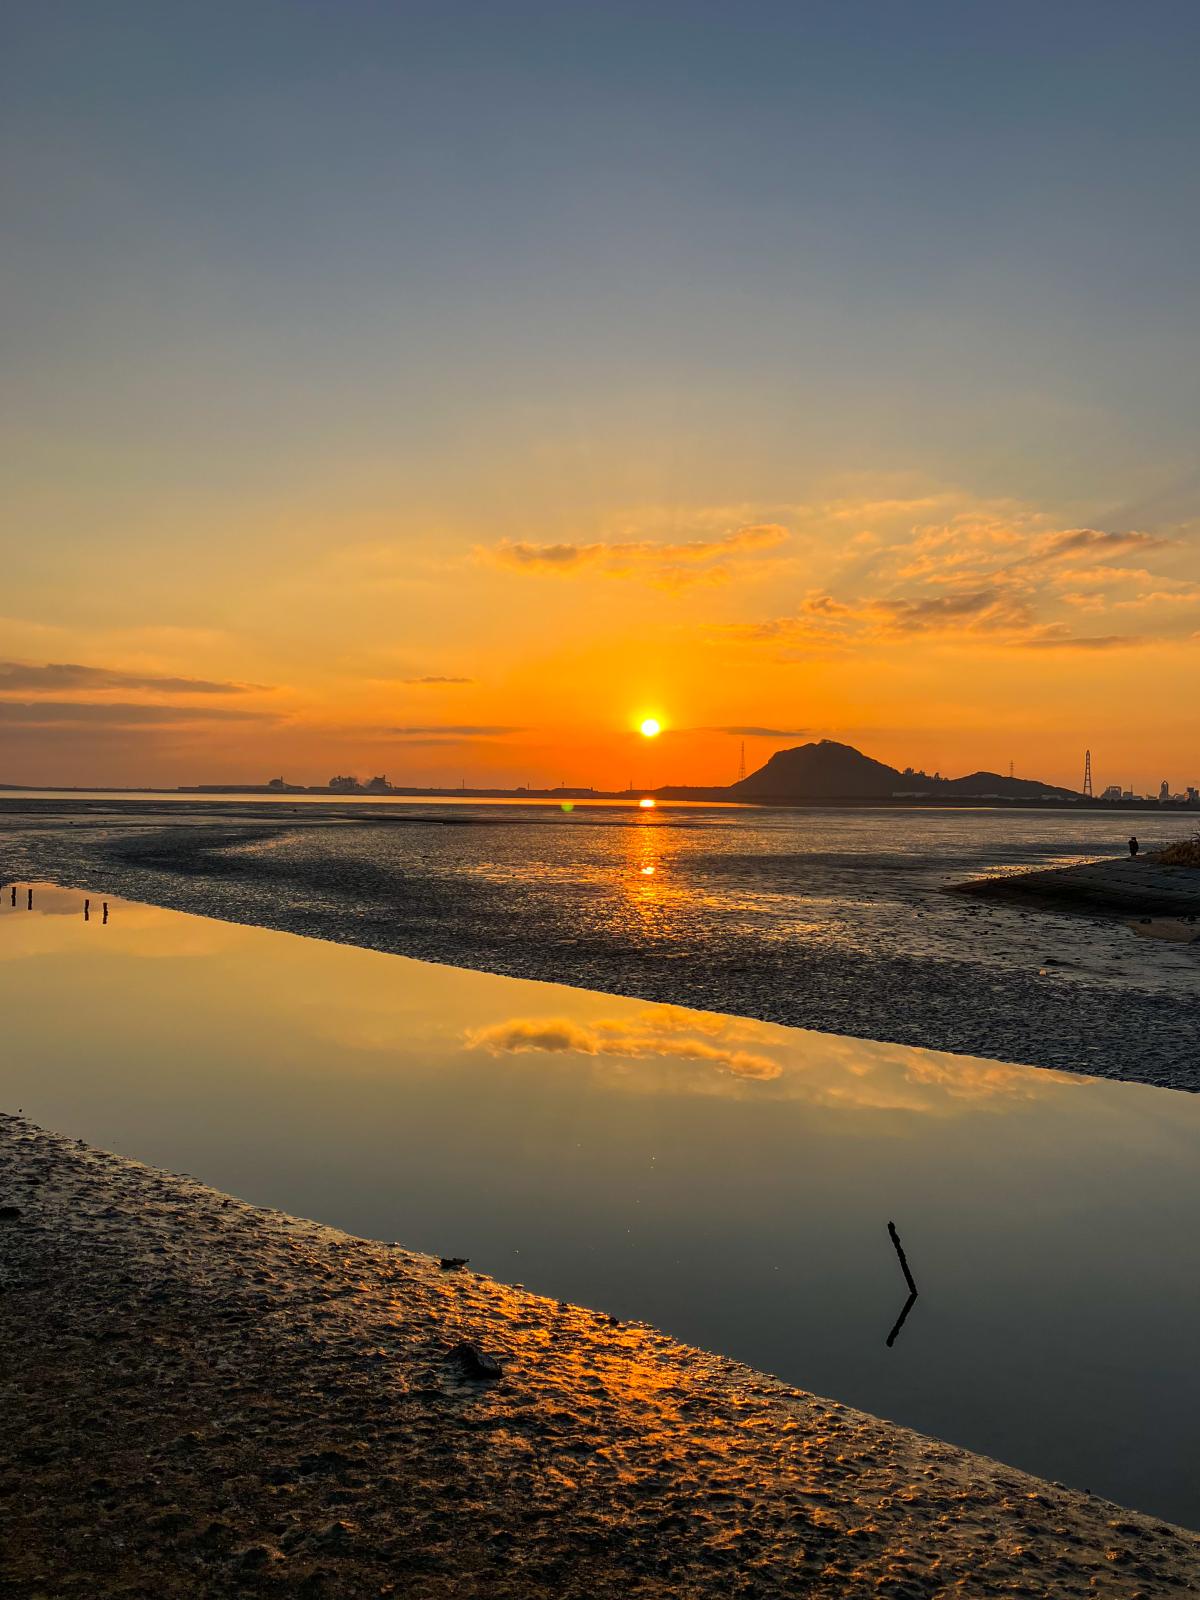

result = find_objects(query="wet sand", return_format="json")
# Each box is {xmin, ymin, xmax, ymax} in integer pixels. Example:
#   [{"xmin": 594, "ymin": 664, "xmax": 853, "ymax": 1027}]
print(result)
[
  {"xmin": 954, "ymin": 856, "xmax": 1200, "ymax": 918},
  {"xmin": 3, "ymin": 1113, "xmax": 1198, "ymax": 1597}
]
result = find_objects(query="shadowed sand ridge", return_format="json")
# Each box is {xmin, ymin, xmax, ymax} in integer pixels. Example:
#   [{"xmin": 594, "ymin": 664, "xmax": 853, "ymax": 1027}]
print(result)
[
  {"xmin": 2, "ymin": 1116, "xmax": 1198, "ymax": 1597},
  {"xmin": 953, "ymin": 855, "xmax": 1200, "ymax": 917}
]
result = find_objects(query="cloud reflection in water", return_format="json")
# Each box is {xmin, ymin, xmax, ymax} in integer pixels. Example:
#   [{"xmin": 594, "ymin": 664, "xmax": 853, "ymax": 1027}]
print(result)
[
  {"xmin": 466, "ymin": 1010, "xmax": 782, "ymax": 1081},
  {"xmin": 466, "ymin": 1004, "xmax": 1076, "ymax": 1112}
]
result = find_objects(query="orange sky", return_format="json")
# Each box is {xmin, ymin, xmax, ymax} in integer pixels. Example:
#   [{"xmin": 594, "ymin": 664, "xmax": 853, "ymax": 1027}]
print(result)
[{"xmin": 2, "ymin": 483, "xmax": 1198, "ymax": 793}]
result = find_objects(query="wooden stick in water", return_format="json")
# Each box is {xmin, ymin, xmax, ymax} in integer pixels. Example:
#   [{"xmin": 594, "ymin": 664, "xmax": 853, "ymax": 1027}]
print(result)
[{"xmin": 887, "ymin": 1220, "xmax": 918, "ymax": 1296}]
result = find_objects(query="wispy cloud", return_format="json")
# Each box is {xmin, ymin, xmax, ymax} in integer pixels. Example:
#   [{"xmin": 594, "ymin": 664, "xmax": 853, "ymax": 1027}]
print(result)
[
  {"xmin": 401, "ymin": 675, "xmax": 474, "ymax": 685},
  {"xmin": 721, "ymin": 585, "xmax": 1030, "ymax": 647},
  {"xmin": 870, "ymin": 587, "xmax": 1031, "ymax": 634},
  {"xmin": 1049, "ymin": 566, "xmax": 1157, "ymax": 590},
  {"xmin": 390, "ymin": 724, "xmax": 524, "ymax": 737},
  {"xmin": 1030, "ymin": 528, "xmax": 1169, "ymax": 563},
  {"xmin": 484, "ymin": 523, "xmax": 790, "ymax": 586},
  {"xmin": 699, "ymin": 725, "xmax": 812, "ymax": 737},
  {"xmin": 0, "ymin": 702, "xmax": 271, "ymax": 725},
  {"xmin": 0, "ymin": 661, "xmax": 258, "ymax": 694},
  {"xmin": 714, "ymin": 496, "xmax": 1194, "ymax": 656},
  {"xmin": 1021, "ymin": 633, "xmax": 1145, "ymax": 651},
  {"xmin": 1111, "ymin": 588, "xmax": 1200, "ymax": 610}
]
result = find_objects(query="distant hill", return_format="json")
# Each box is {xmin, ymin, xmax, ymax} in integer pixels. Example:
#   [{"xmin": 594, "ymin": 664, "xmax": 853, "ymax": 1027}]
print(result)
[
  {"xmin": 728, "ymin": 740, "xmax": 1081, "ymax": 803},
  {"xmin": 731, "ymin": 740, "xmax": 901, "ymax": 800},
  {"xmin": 939, "ymin": 768, "xmax": 1080, "ymax": 800}
]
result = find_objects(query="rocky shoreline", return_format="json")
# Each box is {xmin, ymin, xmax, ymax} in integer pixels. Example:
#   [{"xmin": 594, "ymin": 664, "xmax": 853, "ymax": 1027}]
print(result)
[{"xmin": 2, "ymin": 1115, "xmax": 1198, "ymax": 1597}]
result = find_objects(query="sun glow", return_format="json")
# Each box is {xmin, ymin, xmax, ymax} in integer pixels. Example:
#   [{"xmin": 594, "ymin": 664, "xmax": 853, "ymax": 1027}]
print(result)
[
  {"xmin": 639, "ymin": 718, "xmax": 662, "ymax": 738},
  {"xmin": 639, "ymin": 797, "xmax": 656, "ymax": 809}
]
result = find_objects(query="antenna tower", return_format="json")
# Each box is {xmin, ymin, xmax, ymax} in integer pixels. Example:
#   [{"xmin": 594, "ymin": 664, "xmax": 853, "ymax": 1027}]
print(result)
[
  {"xmin": 1083, "ymin": 748, "xmax": 1093, "ymax": 798},
  {"xmin": 737, "ymin": 740, "xmax": 747, "ymax": 783}
]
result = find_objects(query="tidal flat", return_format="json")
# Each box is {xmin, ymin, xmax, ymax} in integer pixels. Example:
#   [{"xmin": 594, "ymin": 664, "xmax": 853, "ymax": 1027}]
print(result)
[
  {"xmin": 4, "ymin": 797, "xmax": 1199, "ymax": 1087},
  {"xmin": 4, "ymin": 1114, "xmax": 1199, "ymax": 1599}
]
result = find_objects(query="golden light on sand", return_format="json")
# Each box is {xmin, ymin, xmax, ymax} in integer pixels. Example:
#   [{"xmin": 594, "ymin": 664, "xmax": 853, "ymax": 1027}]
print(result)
[
  {"xmin": 639, "ymin": 797, "xmax": 656, "ymax": 809},
  {"xmin": 639, "ymin": 718, "xmax": 662, "ymax": 738}
]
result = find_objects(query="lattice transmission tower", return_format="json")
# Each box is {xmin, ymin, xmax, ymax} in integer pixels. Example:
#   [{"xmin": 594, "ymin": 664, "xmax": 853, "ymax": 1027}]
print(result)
[
  {"xmin": 1083, "ymin": 748, "xmax": 1093, "ymax": 798},
  {"xmin": 737, "ymin": 740, "xmax": 747, "ymax": 783}
]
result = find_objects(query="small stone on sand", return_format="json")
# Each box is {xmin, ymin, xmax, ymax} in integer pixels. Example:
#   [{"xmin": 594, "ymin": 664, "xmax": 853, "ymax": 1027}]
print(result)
[{"xmin": 447, "ymin": 1341, "xmax": 503, "ymax": 1380}]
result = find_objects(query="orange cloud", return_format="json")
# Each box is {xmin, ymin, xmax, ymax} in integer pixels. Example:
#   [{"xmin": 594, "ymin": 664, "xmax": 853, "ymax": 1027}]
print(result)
[
  {"xmin": 714, "ymin": 499, "xmax": 1194, "ymax": 660},
  {"xmin": 1049, "ymin": 566, "xmax": 1157, "ymax": 589},
  {"xmin": 1112, "ymin": 588, "xmax": 1200, "ymax": 610},
  {"xmin": 1029, "ymin": 528, "xmax": 1169, "ymax": 562},
  {"xmin": 1021, "ymin": 633, "xmax": 1144, "ymax": 651},
  {"xmin": 485, "ymin": 523, "xmax": 790, "ymax": 585}
]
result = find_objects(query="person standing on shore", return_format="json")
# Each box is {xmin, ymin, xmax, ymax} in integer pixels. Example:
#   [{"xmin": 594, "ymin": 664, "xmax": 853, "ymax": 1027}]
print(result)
[{"xmin": 1129, "ymin": 835, "xmax": 1140, "ymax": 858}]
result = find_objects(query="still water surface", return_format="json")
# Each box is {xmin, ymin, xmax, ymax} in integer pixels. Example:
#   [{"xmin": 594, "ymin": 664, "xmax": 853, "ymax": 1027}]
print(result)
[{"xmin": 2, "ymin": 882, "xmax": 1198, "ymax": 1526}]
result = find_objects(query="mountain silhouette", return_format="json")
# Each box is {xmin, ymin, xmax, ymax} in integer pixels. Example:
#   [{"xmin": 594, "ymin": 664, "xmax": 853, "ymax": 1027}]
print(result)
[{"xmin": 728, "ymin": 740, "xmax": 1080, "ymax": 802}]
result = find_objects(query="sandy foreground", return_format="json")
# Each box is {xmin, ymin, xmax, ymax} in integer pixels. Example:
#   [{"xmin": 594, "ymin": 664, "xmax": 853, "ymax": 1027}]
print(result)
[{"xmin": 2, "ymin": 1117, "xmax": 1198, "ymax": 1598}]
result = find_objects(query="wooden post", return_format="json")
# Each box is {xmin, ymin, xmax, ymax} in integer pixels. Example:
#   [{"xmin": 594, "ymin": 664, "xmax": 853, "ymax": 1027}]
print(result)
[{"xmin": 887, "ymin": 1220, "xmax": 917, "ymax": 1295}]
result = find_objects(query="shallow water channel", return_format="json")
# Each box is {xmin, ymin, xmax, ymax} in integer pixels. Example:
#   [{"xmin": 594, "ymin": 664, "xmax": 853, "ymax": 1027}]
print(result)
[{"xmin": 2, "ymin": 881, "xmax": 1198, "ymax": 1527}]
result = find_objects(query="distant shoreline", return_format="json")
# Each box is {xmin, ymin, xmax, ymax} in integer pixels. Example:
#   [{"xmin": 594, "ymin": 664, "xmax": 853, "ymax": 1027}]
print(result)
[{"xmin": 2, "ymin": 783, "xmax": 1197, "ymax": 813}]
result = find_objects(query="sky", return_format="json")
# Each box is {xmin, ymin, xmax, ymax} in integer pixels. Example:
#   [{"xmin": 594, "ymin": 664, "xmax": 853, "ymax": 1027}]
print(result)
[{"xmin": 2, "ymin": 0, "xmax": 1198, "ymax": 793}]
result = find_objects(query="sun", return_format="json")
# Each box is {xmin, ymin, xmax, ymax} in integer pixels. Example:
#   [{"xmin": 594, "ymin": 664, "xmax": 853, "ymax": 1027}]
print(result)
[{"xmin": 639, "ymin": 718, "xmax": 661, "ymax": 738}]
